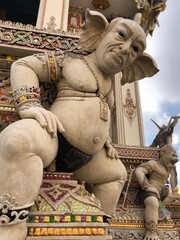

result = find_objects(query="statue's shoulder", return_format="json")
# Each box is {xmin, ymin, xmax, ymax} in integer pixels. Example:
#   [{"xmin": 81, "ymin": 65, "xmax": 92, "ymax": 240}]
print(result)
[
  {"xmin": 61, "ymin": 53, "xmax": 85, "ymax": 68},
  {"xmin": 64, "ymin": 52, "xmax": 82, "ymax": 61},
  {"xmin": 139, "ymin": 160, "xmax": 158, "ymax": 172},
  {"xmin": 148, "ymin": 159, "xmax": 159, "ymax": 167}
]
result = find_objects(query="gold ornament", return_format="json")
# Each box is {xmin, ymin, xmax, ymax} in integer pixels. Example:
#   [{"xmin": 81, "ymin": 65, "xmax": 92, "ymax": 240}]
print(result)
[{"xmin": 91, "ymin": 0, "xmax": 111, "ymax": 10}]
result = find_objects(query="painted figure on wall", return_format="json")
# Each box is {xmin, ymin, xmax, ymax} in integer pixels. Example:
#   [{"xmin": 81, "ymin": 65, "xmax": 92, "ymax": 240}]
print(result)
[{"xmin": 0, "ymin": 9, "xmax": 158, "ymax": 240}]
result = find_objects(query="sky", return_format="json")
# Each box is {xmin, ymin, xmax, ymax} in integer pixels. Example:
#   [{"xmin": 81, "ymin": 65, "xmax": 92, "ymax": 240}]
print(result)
[{"xmin": 139, "ymin": 0, "xmax": 180, "ymax": 185}]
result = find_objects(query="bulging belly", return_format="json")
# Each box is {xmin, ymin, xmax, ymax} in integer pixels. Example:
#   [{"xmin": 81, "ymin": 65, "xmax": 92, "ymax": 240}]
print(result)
[{"xmin": 50, "ymin": 97, "xmax": 110, "ymax": 155}]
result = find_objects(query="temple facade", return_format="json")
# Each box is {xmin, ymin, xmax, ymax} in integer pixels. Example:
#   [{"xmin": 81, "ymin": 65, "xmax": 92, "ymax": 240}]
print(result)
[{"xmin": 0, "ymin": 1, "xmax": 179, "ymax": 239}]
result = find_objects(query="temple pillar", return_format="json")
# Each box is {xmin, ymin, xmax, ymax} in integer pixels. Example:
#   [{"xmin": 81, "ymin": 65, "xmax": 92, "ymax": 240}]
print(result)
[
  {"xmin": 36, "ymin": 0, "xmax": 64, "ymax": 30},
  {"xmin": 36, "ymin": 0, "xmax": 47, "ymax": 29},
  {"xmin": 61, "ymin": 0, "xmax": 70, "ymax": 33},
  {"xmin": 112, "ymin": 73, "xmax": 145, "ymax": 146}
]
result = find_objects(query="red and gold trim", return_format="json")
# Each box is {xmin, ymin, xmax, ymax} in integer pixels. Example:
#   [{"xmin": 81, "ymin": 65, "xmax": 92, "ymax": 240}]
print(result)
[{"xmin": 46, "ymin": 51, "xmax": 58, "ymax": 82}]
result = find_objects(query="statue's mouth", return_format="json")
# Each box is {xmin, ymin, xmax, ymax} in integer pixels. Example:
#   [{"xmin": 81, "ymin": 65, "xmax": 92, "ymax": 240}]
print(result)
[{"xmin": 111, "ymin": 50, "xmax": 123, "ymax": 64}]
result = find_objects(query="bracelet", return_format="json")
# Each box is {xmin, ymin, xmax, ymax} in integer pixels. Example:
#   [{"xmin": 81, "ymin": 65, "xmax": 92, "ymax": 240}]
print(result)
[
  {"xmin": 145, "ymin": 220, "xmax": 158, "ymax": 234},
  {"xmin": 14, "ymin": 94, "xmax": 41, "ymax": 108},
  {"xmin": 13, "ymin": 85, "xmax": 41, "ymax": 110},
  {"xmin": 17, "ymin": 102, "xmax": 42, "ymax": 111},
  {"xmin": 141, "ymin": 177, "xmax": 150, "ymax": 191},
  {"xmin": 13, "ymin": 85, "xmax": 40, "ymax": 99}
]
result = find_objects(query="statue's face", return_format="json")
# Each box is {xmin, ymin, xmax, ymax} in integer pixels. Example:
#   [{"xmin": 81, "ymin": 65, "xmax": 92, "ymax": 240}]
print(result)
[
  {"xmin": 95, "ymin": 19, "xmax": 146, "ymax": 75},
  {"xmin": 161, "ymin": 147, "xmax": 178, "ymax": 171}
]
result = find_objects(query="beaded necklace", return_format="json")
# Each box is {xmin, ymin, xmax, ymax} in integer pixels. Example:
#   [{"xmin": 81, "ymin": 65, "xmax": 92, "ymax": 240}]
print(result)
[{"xmin": 81, "ymin": 56, "xmax": 113, "ymax": 122}]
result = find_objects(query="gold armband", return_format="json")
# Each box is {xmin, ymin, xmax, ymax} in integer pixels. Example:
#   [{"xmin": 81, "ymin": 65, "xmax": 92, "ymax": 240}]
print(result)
[
  {"xmin": 34, "ymin": 51, "xmax": 58, "ymax": 82},
  {"xmin": 46, "ymin": 51, "xmax": 58, "ymax": 81}
]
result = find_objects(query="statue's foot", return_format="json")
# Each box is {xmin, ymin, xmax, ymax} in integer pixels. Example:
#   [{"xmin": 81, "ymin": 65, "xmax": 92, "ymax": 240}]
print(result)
[
  {"xmin": 0, "ymin": 222, "xmax": 27, "ymax": 240},
  {"xmin": 144, "ymin": 220, "xmax": 159, "ymax": 240},
  {"xmin": 144, "ymin": 230, "xmax": 160, "ymax": 240}
]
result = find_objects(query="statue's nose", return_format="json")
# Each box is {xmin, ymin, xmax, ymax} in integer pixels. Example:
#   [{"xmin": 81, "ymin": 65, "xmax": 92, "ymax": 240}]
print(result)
[{"xmin": 119, "ymin": 42, "xmax": 130, "ymax": 54}]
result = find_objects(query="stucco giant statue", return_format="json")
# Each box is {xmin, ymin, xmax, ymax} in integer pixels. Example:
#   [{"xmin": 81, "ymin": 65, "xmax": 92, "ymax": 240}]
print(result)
[
  {"xmin": 135, "ymin": 145, "xmax": 179, "ymax": 240},
  {"xmin": 0, "ymin": 9, "xmax": 158, "ymax": 240}
]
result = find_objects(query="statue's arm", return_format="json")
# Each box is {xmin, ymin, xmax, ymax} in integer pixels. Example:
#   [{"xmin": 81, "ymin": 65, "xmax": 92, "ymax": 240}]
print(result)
[
  {"xmin": 135, "ymin": 161, "xmax": 160, "ymax": 198},
  {"xmin": 11, "ymin": 52, "xmax": 62, "ymax": 88},
  {"xmin": 10, "ymin": 52, "xmax": 64, "ymax": 137}
]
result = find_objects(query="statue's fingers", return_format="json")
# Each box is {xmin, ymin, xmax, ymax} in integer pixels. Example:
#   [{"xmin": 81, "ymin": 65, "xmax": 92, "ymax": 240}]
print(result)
[
  {"xmin": 107, "ymin": 147, "xmax": 112, "ymax": 157},
  {"xmin": 41, "ymin": 110, "xmax": 54, "ymax": 134},
  {"xmin": 110, "ymin": 148, "xmax": 119, "ymax": 159},
  {"xmin": 109, "ymin": 148, "xmax": 115, "ymax": 159},
  {"xmin": 111, "ymin": 148, "xmax": 116, "ymax": 158},
  {"xmin": 55, "ymin": 115, "xmax": 65, "ymax": 133},
  {"xmin": 50, "ymin": 114, "xmax": 65, "ymax": 137},
  {"xmin": 105, "ymin": 140, "xmax": 111, "ymax": 148},
  {"xmin": 115, "ymin": 151, "xmax": 119, "ymax": 159},
  {"xmin": 50, "ymin": 115, "xmax": 58, "ymax": 138},
  {"xmin": 34, "ymin": 112, "xmax": 47, "ymax": 128}
]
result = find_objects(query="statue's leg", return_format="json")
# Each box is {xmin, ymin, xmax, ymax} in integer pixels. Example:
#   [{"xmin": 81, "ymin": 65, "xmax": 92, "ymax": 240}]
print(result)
[
  {"xmin": 143, "ymin": 196, "xmax": 160, "ymax": 240},
  {"xmin": 0, "ymin": 119, "xmax": 58, "ymax": 240},
  {"xmin": 73, "ymin": 147, "xmax": 127, "ymax": 215}
]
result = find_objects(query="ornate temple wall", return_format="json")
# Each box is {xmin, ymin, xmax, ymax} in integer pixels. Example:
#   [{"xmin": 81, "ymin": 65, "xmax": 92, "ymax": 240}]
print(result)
[{"xmin": 0, "ymin": 1, "xmax": 179, "ymax": 239}]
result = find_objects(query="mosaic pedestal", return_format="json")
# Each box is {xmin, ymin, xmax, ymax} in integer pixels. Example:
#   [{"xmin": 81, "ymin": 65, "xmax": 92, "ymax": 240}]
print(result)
[{"xmin": 26, "ymin": 172, "xmax": 112, "ymax": 240}]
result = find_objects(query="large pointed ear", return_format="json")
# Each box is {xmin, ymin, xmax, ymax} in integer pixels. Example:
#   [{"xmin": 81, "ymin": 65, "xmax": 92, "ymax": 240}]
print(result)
[
  {"xmin": 78, "ymin": 8, "xmax": 109, "ymax": 51},
  {"xmin": 121, "ymin": 52, "xmax": 159, "ymax": 85}
]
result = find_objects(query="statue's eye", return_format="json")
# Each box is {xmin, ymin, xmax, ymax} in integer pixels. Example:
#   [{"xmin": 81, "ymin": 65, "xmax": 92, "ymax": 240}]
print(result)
[
  {"xmin": 132, "ymin": 46, "xmax": 139, "ymax": 53},
  {"xmin": 118, "ymin": 32, "xmax": 125, "ymax": 38}
]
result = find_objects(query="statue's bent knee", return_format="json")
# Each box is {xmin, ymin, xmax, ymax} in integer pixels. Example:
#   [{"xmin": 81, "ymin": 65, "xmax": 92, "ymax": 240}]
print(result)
[
  {"xmin": 117, "ymin": 176, "xmax": 127, "ymax": 189},
  {"xmin": 119, "ymin": 163, "xmax": 128, "ymax": 182},
  {"xmin": 0, "ymin": 193, "xmax": 33, "ymax": 226},
  {"xmin": 1, "ymin": 128, "xmax": 33, "ymax": 157}
]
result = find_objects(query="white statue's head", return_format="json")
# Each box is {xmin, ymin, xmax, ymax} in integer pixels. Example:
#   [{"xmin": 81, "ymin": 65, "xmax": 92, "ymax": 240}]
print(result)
[
  {"xmin": 160, "ymin": 145, "xmax": 178, "ymax": 171},
  {"xmin": 79, "ymin": 9, "xmax": 159, "ymax": 85}
]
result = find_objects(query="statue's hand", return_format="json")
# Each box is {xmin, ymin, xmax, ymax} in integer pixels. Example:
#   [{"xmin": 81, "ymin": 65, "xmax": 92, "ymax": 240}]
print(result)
[
  {"xmin": 105, "ymin": 138, "xmax": 119, "ymax": 159},
  {"xmin": 172, "ymin": 186, "xmax": 180, "ymax": 197},
  {"xmin": 172, "ymin": 190, "xmax": 180, "ymax": 198},
  {"xmin": 19, "ymin": 106, "xmax": 65, "ymax": 137}
]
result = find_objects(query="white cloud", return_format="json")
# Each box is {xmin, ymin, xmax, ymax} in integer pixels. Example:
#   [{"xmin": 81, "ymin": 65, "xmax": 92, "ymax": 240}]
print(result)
[
  {"xmin": 176, "ymin": 162, "xmax": 180, "ymax": 185},
  {"xmin": 173, "ymin": 134, "xmax": 180, "ymax": 146},
  {"xmin": 139, "ymin": 80, "xmax": 161, "ymax": 114}
]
